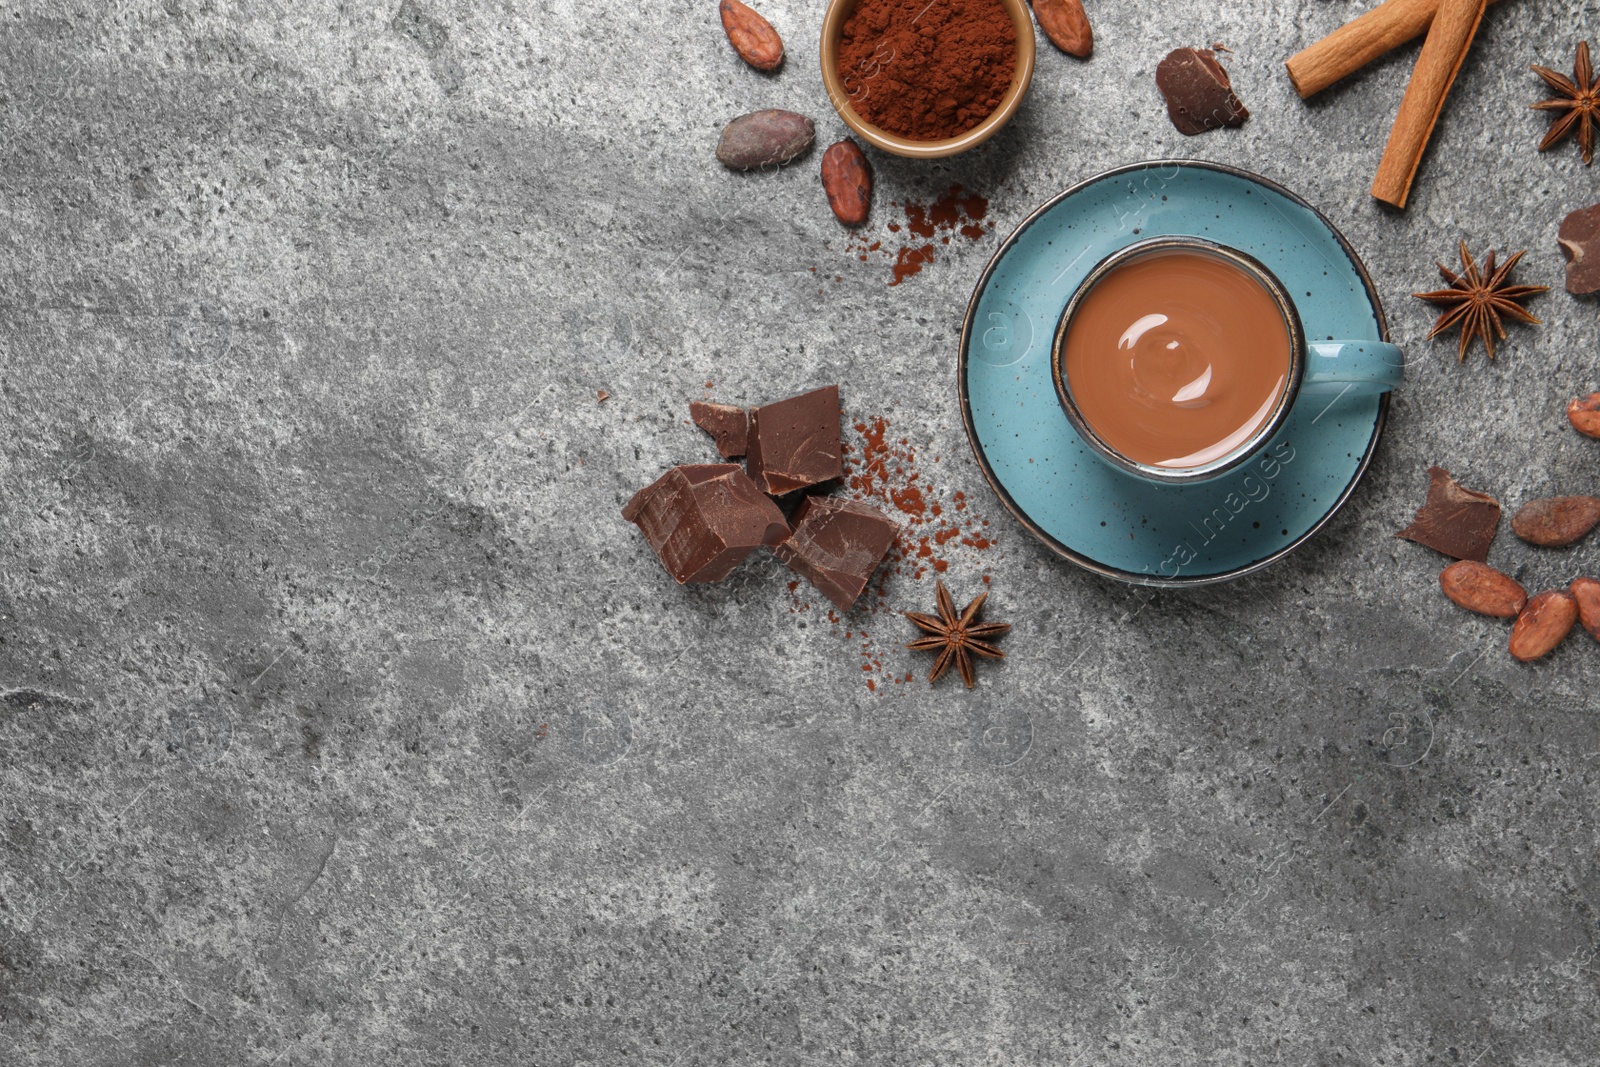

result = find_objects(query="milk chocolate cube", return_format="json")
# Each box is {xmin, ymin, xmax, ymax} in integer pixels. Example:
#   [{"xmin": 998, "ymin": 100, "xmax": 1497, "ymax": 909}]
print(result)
[
  {"xmin": 622, "ymin": 464, "xmax": 788, "ymax": 583},
  {"xmin": 746, "ymin": 385, "xmax": 844, "ymax": 495},
  {"xmin": 689, "ymin": 401, "xmax": 750, "ymax": 458},
  {"xmin": 774, "ymin": 495, "xmax": 899, "ymax": 611}
]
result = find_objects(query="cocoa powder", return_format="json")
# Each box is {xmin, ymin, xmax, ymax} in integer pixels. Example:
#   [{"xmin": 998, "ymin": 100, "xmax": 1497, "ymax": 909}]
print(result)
[{"xmin": 837, "ymin": 0, "xmax": 1018, "ymax": 141}]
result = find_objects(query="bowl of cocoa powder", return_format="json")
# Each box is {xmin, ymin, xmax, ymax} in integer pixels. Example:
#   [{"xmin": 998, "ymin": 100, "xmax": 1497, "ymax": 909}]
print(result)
[{"xmin": 820, "ymin": 0, "xmax": 1035, "ymax": 158}]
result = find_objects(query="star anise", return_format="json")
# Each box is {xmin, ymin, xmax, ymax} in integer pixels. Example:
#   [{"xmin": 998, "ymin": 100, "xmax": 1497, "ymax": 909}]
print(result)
[
  {"xmin": 904, "ymin": 580, "xmax": 1010, "ymax": 689},
  {"xmin": 1532, "ymin": 40, "xmax": 1600, "ymax": 165},
  {"xmin": 1412, "ymin": 241, "xmax": 1548, "ymax": 361}
]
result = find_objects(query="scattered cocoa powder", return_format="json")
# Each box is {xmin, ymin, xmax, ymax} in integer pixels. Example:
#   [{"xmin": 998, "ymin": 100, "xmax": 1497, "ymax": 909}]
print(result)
[
  {"xmin": 829, "ymin": 185, "xmax": 995, "ymax": 286},
  {"xmin": 892, "ymin": 245, "xmax": 938, "ymax": 286},
  {"xmin": 784, "ymin": 415, "xmax": 1000, "ymax": 692},
  {"xmin": 845, "ymin": 416, "xmax": 995, "ymax": 577}
]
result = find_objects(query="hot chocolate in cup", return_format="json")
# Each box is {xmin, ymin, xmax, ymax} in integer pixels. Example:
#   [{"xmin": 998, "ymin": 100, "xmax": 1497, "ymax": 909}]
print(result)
[{"xmin": 1051, "ymin": 235, "xmax": 1404, "ymax": 484}]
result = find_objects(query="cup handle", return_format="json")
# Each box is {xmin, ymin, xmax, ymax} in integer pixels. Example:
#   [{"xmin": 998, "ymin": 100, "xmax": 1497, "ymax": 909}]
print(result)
[{"xmin": 1301, "ymin": 340, "xmax": 1405, "ymax": 394}]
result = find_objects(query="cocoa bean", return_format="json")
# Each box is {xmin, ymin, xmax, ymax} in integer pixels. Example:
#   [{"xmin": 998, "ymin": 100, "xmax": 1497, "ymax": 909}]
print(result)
[
  {"xmin": 1510, "ymin": 495, "xmax": 1600, "ymax": 547},
  {"xmin": 719, "ymin": 0, "xmax": 784, "ymax": 72},
  {"xmin": 1032, "ymin": 0, "xmax": 1092, "ymax": 58},
  {"xmin": 820, "ymin": 140, "xmax": 872, "ymax": 228},
  {"xmin": 1509, "ymin": 590, "xmax": 1578, "ymax": 663},
  {"xmin": 1570, "ymin": 576, "xmax": 1600, "ymax": 641},
  {"xmin": 1439, "ymin": 560, "xmax": 1528, "ymax": 618},
  {"xmin": 1568, "ymin": 393, "xmax": 1600, "ymax": 439},
  {"xmin": 717, "ymin": 110, "xmax": 815, "ymax": 170}
]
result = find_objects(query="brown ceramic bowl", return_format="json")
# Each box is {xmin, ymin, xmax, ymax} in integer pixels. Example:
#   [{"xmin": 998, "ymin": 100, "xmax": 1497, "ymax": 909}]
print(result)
[{"xmin": 819, "ymin": 0, "xmax": 1036, "ymax": 159}]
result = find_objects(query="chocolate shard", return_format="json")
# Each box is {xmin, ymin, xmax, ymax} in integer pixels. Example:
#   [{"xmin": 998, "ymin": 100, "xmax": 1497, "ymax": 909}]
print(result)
[
  {"xmin": 1395, "ymin": 465, "xmax": 1501, "ymax": 562},
  {"xmin": 773, "ymin": 495, "xmax": 899, "ymax": 612},
  {"xmin": 622, "ymin": 464, "xmax": 789, "ymax": 583},
  {"xmin": 746, "ymin": 385, "xmax": 844, "ymax": 495},
  {"xmin": 1155, "ymin": 48, "xmax": 1249, "ymax": 136},
  {"xmin": 1558, "ymin": 202, "xmax": 1600, "ymax": 295},
  {"xmin": 689, "ymin": 401, "xmax": 750, "ymax": 458}
]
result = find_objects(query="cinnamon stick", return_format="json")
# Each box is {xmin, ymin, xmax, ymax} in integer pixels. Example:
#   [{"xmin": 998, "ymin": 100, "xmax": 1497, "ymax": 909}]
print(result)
[
  {"xmin": 1370, "ymin": 0, "xmax": 1487, "ymax": 209},
  {"xmin": 1286, "ymin": 0, "xmax": 1503, "ymax": 99}
]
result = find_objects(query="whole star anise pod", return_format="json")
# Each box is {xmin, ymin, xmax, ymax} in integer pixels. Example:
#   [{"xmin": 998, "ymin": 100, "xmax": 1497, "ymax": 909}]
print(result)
[
  {"xmin": 1532, "ymin": 40, "xmax": 1600, "ymax": 165},
  {"xmin": 904, "ymin": 580, "xmax": 1010, "ymax": 689},
  {"xmin": 1412, "ymin": 241, "xmax": 1549, "ymax": 361}
]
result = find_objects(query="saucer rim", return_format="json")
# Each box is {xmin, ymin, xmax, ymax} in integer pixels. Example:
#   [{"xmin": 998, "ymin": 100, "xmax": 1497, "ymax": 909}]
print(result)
[{"xmin": 956, "ymin": 159, "xmax": 1393, "ymax": 588}]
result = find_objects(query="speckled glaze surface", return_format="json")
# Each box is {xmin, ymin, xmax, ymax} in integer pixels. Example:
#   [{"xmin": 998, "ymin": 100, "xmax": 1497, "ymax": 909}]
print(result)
[{"xmin": 959, "ymin": 160, "xmax": 1395, "ymax": 586}]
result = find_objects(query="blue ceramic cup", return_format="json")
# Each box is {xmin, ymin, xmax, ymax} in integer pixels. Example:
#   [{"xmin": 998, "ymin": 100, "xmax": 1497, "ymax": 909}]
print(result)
[{"xmin": 1050, "ymin": 235, "xmax": 1404, "ymax": 484}]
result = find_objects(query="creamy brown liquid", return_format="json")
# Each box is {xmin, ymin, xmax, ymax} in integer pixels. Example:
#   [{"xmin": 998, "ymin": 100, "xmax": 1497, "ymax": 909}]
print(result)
[{"xmin": 1062, "ymin": 248, "xmax": 1291, "ymax": 469}]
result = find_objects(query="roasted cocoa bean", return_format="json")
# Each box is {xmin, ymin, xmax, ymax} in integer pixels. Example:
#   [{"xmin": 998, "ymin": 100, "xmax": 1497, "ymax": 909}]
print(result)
[
  {"xmin": 1509, "ymin": 590, "xmax": 1579, "ymax": 663},
  {"xmin": 720, "ymin": 0, "xmax": 784, "ymax": 72},
  {"xmin": 1510, "ymin": 495, "xmax": 1600, "ymax": 547},
  {"xmin": 1568, "ymin": 393, "xmax": 1600, "ymax": 439},
  {"xmin": 1033, "ymin": 0, "xmax": 1092, "ymax": 58},
  {"xmin": 717, "ymin": 110, "xmax": 815, "ymax": 170},
  {"xmin": 1440, "ymin": 560, "xmax": 1528, "ymax": 618},
  {"xmin": 820, "ymin": 139, "xmax": 872, "ymax": 227}
]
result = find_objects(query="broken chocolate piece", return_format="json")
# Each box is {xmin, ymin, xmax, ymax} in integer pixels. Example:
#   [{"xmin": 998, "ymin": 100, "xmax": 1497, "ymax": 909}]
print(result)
[
  {"xmin": 1395, "ymin": 465, "xmax": 1502, "ymax": 562},
  {"xmin": 746, "ymin": 385, "xmax": 844, "ymax": 495},
  {"xmin": 1558, "ymin": 202, "xmax": 1600, "ymax": 295},
  {"xmin": 689, "ymin": 401, "xmax": 750, "ymax": 458},
  {"xmin": 1155, "ymin": 48, "xmax": 1249, "ymax": 136},
  {"xmin": 622, "ymin": 464, "xmax": 788, "ymax": 583},
  {"xmin": 773, "ymin": 495, "xmax": 899, "ymax": 612}
]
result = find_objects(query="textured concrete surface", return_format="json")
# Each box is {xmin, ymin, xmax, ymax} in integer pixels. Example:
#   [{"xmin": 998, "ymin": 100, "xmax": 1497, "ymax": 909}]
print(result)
[{"xmin": 3, "ymin": 1, "xmax": 1599, "ymax": 1064}]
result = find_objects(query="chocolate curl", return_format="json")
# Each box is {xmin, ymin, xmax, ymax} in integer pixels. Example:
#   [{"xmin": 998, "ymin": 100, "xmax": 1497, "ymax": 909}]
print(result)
[{"xmin": 1369, "ymin": 0, "xmax": 1487, "ymax": 209}]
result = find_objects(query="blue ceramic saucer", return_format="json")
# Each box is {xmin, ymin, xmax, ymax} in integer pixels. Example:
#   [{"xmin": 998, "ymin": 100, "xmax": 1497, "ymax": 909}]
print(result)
[{"xmin": 958, "ymin": 160, "xmax": 1394, "ymax": 586}]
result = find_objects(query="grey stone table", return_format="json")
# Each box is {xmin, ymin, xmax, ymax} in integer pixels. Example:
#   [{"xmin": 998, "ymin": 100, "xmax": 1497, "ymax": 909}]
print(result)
[{"xmin": 3, "ymin": 0, "xmax": 1597, "ymax": 1063}]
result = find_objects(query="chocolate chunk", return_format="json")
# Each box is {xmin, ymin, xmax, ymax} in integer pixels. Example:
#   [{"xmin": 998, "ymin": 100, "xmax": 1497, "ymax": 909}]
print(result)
[
  {"xmin": 773, "ymin": 495, "xmax": 899, "ymax": 612},
  {"xmin": 689, "ymin": 401, "xmax": 750, "ymax": 458},
  {"xmin": 1395, "ymin": 466, "xmax": 1501, "ymax": 562},
  {"xmin": 1156, "ymin": 48, "xmax": 1249, "ymax": 136},
  {"xmin": 746, "ymin": 385, "xmax": 844, "ymax": 495},
  {"xmin": 1558, "ymin": 202, "xmax": 1600, "ymax": 294},
  {"xmin": 622, "ymin": 464, "xmax": 788, "ymax": 583}
]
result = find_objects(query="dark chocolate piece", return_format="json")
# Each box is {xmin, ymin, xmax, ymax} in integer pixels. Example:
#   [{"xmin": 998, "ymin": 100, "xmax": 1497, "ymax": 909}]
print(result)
[
  {"xmin": 1156, "ymin": 48, "xmax": 1249, "ymax": 136},
  {"xmin": 746, "ymin": 385, "xmax": 844, "ymax": 495},
  {"xmin": 622, "ymin": 464, "xmax": 788, "ymax": 583},
  {"xmin": 1558, "ymin": 202, "xmax": 1600, "ymax": 295},
  {"xmin": 689, "ymin": 401, "xmax": 750, "ymax": 458},
  {"xmin": 773, "ymin": 495, "xmax": 899, "ymax": 612},
  {"xmin": 1395, "ymin": 466, "xmax": 1501, "ymax": 562}
]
